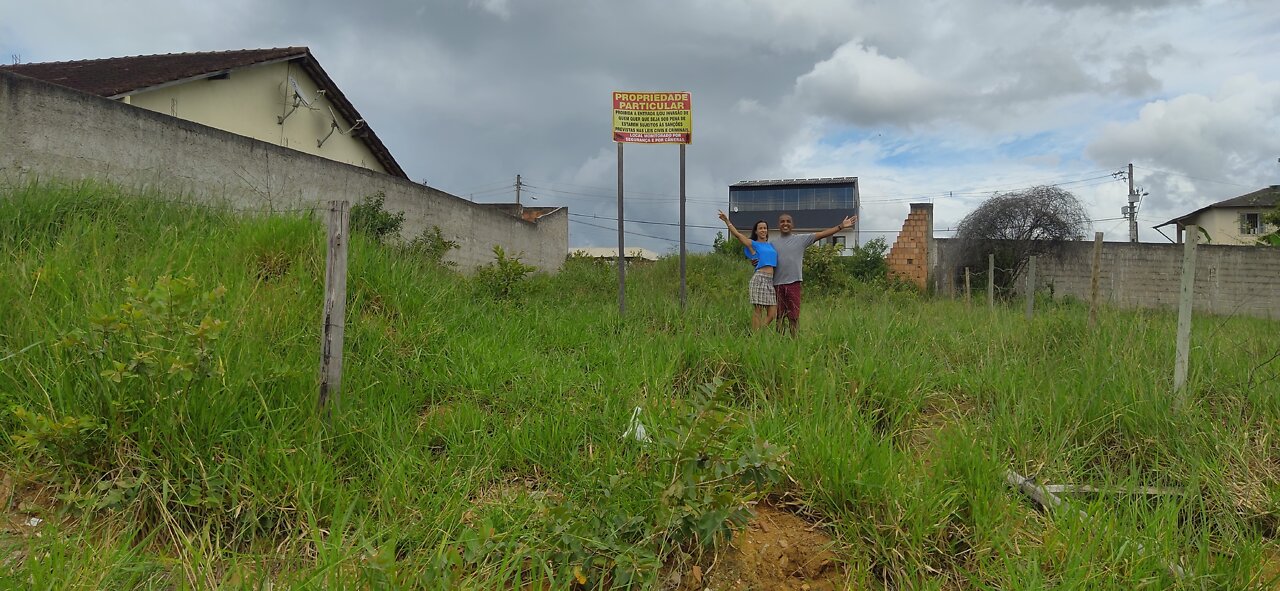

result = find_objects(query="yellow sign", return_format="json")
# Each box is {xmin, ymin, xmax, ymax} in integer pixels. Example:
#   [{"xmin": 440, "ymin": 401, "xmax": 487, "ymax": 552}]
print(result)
[{"xmin": 612, "ymin": 91, "xmax": 692, "ymax": 144}]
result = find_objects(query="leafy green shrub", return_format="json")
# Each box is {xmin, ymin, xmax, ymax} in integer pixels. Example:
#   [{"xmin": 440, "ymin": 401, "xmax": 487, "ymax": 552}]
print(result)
[
  {"xmin": 803, "ymin": 238, "xmax": 889, "ymax": 293},
  {"xmin": 712, "ymin": 231, "xmax": 746, "ymax": 258},
  {"xmin": 845, "ymin": 236, "xmax": 889, "ymax": 281},
  {"xmin": 406, "ymin": 225, "xmax": 460, "ymax": 268},
  {"xmin": 349, "ymin": 191, "xmax": 405, "ymax": 242},
  {"xmin": 1259, "ymin": 204, "xmax": 1280, "ymax": 246},
  {"xmin": 803, "ymin": 243, "xmax": 851, "ymax": 293},
  {"xmin": 474, "ymin": 245, "xmax": 535, "ymax": 299},
  {"xmin": 34, "ymin": 276, "xmax": 228, "ymax": 513},
  {"xmin": 9, "ymin": 407, "xmax": 104, "ymax": 469},
  {"xmin": 647, "ymin": 380, "xmax": 788, "ymax": 548},
  {"xmin": 54, "ymin": 275, "xmax": 227, "ymax": 428}
]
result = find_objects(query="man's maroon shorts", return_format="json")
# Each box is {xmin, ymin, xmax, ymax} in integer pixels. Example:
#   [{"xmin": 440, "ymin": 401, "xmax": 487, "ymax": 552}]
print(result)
[{"xmin": 775, "ymin": 282, "xmax": 802, "ymax": 322}]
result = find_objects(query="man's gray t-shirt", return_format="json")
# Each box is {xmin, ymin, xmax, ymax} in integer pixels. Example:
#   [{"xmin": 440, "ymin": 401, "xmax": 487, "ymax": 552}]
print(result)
[{"xmin": 771, "ymin": 233, "xmax": 816, "ymax": 285}]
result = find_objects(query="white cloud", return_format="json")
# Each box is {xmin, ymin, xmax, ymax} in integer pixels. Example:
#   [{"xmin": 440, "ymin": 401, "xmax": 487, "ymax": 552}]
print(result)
[
  {"xmin": 468, "ymin": 0, "xmax": 511, "ymax": 20},
  {"xmin": 2, "ymin": 0, "xmax": 1278, "ymax": 250},
  {"xmin": 1087, "ymin": 74, "xmax": 1280, "ymax": 187},
  {"xmin": 792, "ymin": 42, "xmax": 952, "ymax": 127}
]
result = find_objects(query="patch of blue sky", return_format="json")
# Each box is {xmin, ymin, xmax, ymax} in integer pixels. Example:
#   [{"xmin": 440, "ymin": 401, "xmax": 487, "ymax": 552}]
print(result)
[
  {"xmin": 816, "ymin": 127, "xmax": 992, "ymax": 169},
  {"xmin": 0, "ymin": 42, "xmax": 20, "ymax": 63},
  {"xmin": 994, "ymin": 129, "xmax": 1112, "ymax": 170}
]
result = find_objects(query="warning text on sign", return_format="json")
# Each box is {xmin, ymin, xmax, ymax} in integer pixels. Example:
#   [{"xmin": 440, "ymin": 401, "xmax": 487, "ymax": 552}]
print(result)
[{"xmin": 612, "ymin": 91, "xmax": 692, "ymax": 144}]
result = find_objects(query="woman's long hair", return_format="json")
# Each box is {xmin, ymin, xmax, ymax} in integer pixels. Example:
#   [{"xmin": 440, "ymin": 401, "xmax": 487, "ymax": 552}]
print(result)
[{"xmin": 752, "ymin": 220, "xmax": 769, "ymax": 242}]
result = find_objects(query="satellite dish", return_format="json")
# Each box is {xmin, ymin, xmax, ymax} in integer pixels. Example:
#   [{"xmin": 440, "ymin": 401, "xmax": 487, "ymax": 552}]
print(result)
[{"xmin": 289, "ymin": 77, "xmax": 313, "ymax": 107}]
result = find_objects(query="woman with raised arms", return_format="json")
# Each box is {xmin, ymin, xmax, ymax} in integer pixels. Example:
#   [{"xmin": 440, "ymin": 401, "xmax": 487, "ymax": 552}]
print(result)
[{"xmin": 718, "ymin": 211, "xmax": 777, "ymax": 331}]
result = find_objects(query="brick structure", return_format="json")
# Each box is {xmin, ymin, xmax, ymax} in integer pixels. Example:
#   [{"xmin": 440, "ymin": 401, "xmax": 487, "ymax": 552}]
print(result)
[{"xmin": 887, "ymin": 203, "xmax": 934, "ymax": 290}]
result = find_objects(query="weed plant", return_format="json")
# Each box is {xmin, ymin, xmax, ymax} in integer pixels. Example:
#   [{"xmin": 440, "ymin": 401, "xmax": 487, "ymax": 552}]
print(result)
[{"xmin": 0, "ymin": 181, "xmax": 1277, "ymax": 589}]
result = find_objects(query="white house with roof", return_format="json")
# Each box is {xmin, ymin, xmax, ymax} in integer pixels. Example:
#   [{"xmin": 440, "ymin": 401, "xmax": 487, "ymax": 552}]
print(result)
[
  {"xmin": 1, "ymin": 48, "xmax": 405, "ymax": 178},
  {"xmin": 1155, "ymin": 185, "xmax": 1280, "ymax": 244}
]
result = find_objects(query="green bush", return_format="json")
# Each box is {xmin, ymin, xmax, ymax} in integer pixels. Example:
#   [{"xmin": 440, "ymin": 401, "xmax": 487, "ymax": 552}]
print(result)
[
  {"xmin": 474, "ymin": 245, "xmax": 535, "ymax": 299},
  {"xmin": 712, "ymin": 231, "xmax": 746, "ymax": 258},
  {"xmin": 845, "ymin": 236, "xmax": 889, "ymax": 281},
  {"xmin": 803, "ymin": 237, "xmax": 889, "ymax": 293},
  {"xmin": 802, "ymin": 243, "xmax": 849, "ymax": 293},
  {"xmin": 405, "ymin": 225, "xmax": 459, "ymax": 267},
  {"xmin": 349, "ymin": 191, "xmax": 405, "ymax": 242}
]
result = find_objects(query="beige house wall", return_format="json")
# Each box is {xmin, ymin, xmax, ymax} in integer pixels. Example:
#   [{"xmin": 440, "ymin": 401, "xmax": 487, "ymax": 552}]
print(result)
[
  {"xmin": 1183, "ymin": 208, "xmax": 1277, "ymax": 245},
  {"xmin": 126, "ymin": 61, "xmax": 386, "ymax": 174}
]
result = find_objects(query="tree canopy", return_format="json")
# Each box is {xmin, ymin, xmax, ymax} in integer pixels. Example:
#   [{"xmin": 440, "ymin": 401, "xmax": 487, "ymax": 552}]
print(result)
[{"xmin": 953, "ymin": 185, "xmax": 1090, "ymax": 291}]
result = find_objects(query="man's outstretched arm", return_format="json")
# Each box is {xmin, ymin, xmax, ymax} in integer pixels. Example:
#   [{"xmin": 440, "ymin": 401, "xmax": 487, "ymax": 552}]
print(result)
[{"xmin": 813, "ymin": 215, "xmax": 857, "ymax": 240}]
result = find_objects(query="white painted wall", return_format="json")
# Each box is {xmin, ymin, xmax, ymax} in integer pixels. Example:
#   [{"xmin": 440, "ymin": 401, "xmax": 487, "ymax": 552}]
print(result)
[
  {"xmin": 126, "ymin": 61, "xmax": 385, "ymax": 174},
  {"xmin": 1185, "ymin": 208, "xmax": 1277, "ymax": 245}
]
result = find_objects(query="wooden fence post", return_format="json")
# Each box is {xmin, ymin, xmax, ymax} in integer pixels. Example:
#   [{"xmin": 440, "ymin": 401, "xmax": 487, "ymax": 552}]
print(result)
[
  {"xmin": 1174, "ymin": 225, "xmax": 1199, "ymax": 405},
  {"xmin": 1025, "ymin": 255, "xmax": 1037, "ymax": 320},
  {"xmin": 319, "ymin": 200, "xmax": 350, "ymax": 411},
  {"xmin": 987, "ymin": 253, "xmax": 995, "ymax": 310},
  {"xmin": 964, "ymin": 267, "xmax": 971, "ymax": 307},
  {"xmin": 1088, "ymin": 232, "xmax": 1103, "ymax": 329}
]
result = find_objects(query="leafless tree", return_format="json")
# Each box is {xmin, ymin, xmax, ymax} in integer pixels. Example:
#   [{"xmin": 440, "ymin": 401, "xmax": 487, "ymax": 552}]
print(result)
[{"xmin": 953, "ymin": 185, "xmax": 1090, "ymax": 293}]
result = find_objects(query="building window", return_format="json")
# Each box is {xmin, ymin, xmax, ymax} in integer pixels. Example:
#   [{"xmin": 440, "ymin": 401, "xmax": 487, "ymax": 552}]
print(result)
[
  {"xmin": 831, "ymin": 235, "xmax": 845, "ymax": 247},
  {"xmin": 1240, "ymin": 212, "xmax": 1262, "ymax": 235}
]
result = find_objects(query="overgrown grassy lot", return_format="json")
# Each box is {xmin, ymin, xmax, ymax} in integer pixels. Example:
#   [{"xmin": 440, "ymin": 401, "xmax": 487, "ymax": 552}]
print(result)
[{"xmin": 1, "ymin": 182, "xmax": 1277, "ymax": 589}]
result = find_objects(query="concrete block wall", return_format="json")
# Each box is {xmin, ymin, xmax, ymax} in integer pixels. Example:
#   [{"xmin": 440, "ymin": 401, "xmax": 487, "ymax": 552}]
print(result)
[
  {"xmin": 932, "ymin": 238, "xmax": 1280, "ymax": 319},
  {"xmin": 887, "ymin": 203, "xmax": 933, "ymax": 290},
  {"xmin": 0, "ymin": 71, "xmax": 567, "ymax": 271}
]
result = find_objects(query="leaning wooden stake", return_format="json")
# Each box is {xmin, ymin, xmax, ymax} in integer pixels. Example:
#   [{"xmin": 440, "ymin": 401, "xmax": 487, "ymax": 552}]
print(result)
[
  {"xmin": 964, "ymin": 267, "xmax": 972, "ymax": 307},
  {"xmin": 319, "ymin": 200, "xmax": 350, "ymax": 411},
  {"xmin": 1174, "ymin": 225, "xmax": 1199, "ymax": 406},
  {"xmin": 1005, "ymin": 469, "xmax": 1188, "ymax": 580},
  {"xmin": 987, "ymin": 254, "xmax": 995, "ymax": 310},
  {"xmin": 1088, "ymin": 232, "xmax": 1103, "ymax": 329},
  {"xmin": 1024, "ymin": 255, "xmax": 1037, "ymax": 320}
]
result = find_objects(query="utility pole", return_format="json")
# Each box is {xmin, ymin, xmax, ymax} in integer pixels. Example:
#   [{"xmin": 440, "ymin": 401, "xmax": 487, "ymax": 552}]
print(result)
[
  {"xmin": 1122, "ymin": 163, "xmax": 1147, "ymax": 243},
  {"xmin": 515, "ymin": 174, "xmax": 523, "ymax": 211},
  {"xmin": 1127, "ymin": 163, "xmax": 1138, "ymax": 243}
]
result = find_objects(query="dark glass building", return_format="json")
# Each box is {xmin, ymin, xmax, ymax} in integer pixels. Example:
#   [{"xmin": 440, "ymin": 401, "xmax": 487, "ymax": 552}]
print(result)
[{"xmin": 727, "ymin": 177, "xmax": 860, "ymax": 249}]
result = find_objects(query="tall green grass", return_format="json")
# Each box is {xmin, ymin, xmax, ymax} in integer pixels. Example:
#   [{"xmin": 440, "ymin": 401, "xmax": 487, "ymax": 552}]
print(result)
[{"xmin": 0, "ymin": 181, "xmax": 1277, "ymax": 589}]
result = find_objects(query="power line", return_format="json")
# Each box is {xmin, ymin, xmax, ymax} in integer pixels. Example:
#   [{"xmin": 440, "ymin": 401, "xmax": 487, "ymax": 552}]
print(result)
[
  {"xmin": 522, "ymin": 177, "xmax": 712, "ymax": 200},
  {"xmin": 462, "ymin": 185, "xmax": 516, "ymax": 199},
  {"xmin": 523, "ymin": 183, "xmax": 725, "ymax": 204},
  {"xmin": 569, "ymin": 211, "xmax": 719, "ymax": 229},
  {"xmin": 450, "ymin": 179, "xmax": 519, "ymax": 195},
  {"xmin": 859, "ymin": 169, "xmax": 1122, "ymax": 201},
  {"xmin": 1131, "ymin": 165, "xmax": 1253, "ymax": 188},
  {"xmin": 569, "ymin": 217, "xmax": 714, "ymax": 248},
  {"xmin": 526, "ymin": 170, "xmax": 1124, "ymax": 208}
]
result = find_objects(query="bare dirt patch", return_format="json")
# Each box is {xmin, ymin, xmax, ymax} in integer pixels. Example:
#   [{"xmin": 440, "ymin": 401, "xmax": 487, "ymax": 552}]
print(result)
[{"xmin": 673, "ymin": 502, "xmax": 846, "ymax": 591}]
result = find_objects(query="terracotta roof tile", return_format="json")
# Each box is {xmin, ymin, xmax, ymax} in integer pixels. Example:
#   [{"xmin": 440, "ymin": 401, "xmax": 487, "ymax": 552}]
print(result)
[
  {"xmin": 0, "ymin": 48, "xmax": 307, "ymax": 97},
  {"xmin": 1, "ymin": 48, "xmax": 407, "ymax": 179}
]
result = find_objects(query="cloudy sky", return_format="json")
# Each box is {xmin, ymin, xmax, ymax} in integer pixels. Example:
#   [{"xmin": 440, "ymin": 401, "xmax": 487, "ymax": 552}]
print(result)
[{"xmin": 4, "ymin": 0, "xmax": 1279, "ymax": 252}]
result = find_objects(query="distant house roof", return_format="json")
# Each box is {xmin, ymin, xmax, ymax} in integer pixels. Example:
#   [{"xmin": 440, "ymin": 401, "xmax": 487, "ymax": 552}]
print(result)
[
  {"xmin": 730, "ymin": 177, "xmax": 857, "ymax": 188},
  {"xmin": 1, "ymin": 48, "xmax": 407, "ymax": 179},
  {"xmin": 1155, "ymin": 185, "xmax": 1280, "ymax": 228}
]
